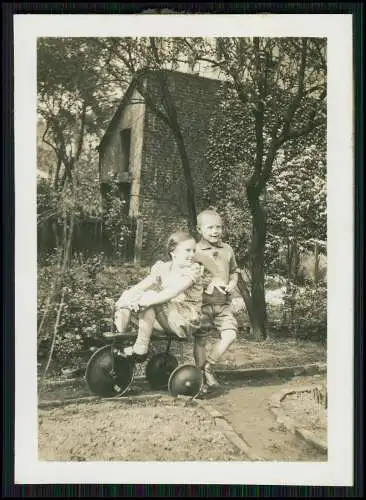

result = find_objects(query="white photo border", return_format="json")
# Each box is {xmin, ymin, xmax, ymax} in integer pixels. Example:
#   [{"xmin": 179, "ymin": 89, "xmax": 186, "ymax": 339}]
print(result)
[{"xmin": 14, "ymin": 13, "xmax": 354, "ymax": 486}]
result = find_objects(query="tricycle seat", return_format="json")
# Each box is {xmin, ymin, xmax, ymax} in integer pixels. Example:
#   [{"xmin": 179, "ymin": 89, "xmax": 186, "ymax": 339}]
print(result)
[{"xmin": 101, "ymin": 330, "xmax": 188, "ymax": 343}]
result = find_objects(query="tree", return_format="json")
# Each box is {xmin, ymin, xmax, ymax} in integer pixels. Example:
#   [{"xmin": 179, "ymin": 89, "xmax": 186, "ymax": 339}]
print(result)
[
  {"xmin": 203, "ymin": 85, "xmax": 252, "ymax": 266},
  {"xmin": 37, "ymin": 37, "xmax": 124, "ymax": 190},
  {"xmin": 266, "ymin": 142, "xmax": 326, "ymax": 281},
  {"xmin": 188, "ymin": 37, "xmax": 326, "ymax": 339}
]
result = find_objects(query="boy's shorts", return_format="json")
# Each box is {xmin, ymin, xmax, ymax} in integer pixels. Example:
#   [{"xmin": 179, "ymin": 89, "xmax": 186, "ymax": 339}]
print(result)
[{"xmin": 194, "ymin": 303, "xmax": 238, "ymax": 339}]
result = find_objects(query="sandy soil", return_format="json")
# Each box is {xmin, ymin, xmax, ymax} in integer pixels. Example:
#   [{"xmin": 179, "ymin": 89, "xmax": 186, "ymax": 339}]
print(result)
[
  {"xmin": 37, "ymin": 337, "xmax": 327, "ymax": 464},
  {"xmin": 38, "ymin": 375, "xmax": 327, "ymax": 463},
  {"xmin": 38, "ymin": 399, "xmax": 244, "ymax": 462},
  {"xmin": 157, "ymin": 337, "xmax": 326, "ymax": 371},
  {"xmin": 280, "ymin": 389, "xmax": 327, "ymax": 445},
  {"xmin": 210, "ymin": 375, "xmax": 327, "ymax": 462}
]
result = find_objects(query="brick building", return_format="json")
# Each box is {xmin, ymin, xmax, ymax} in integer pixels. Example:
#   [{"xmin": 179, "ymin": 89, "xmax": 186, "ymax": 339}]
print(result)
[{"xmin": 98, "ymin": 69, "xmax": 223, "ymax": 264}]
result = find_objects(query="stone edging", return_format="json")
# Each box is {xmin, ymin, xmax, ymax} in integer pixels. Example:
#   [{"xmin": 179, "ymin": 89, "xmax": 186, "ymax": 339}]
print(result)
[
  {"xmin": 193, "ymin": 399, "xmax": 263, "ymax": 462},
  {"xmin": 169, "ymin": 395, "xmax": 262, "ymax": 461},
  {"xmin": 267, "ymin": 385, "xmax": 327, "ymax": 453},
  {"xmin": 215, "ymin": 362, "xmax": 326, "ymax": 380},
  {"xmin": 38, "ymin": 362, "xmax": 326, "ymax": 389},
  {"xmin": 38, "ymin": 392, "xmax": 261, "ymax": 461},
  {"xmin": 38, "ymin": 393, "xmax": 162, "ymax": 409}
]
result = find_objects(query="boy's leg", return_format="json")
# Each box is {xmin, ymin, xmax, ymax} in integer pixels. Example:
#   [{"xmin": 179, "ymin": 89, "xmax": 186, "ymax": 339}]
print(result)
[
  {"xmin": 193, "ymin": 336, "xmax": 207, "ymax": 369},
  {"xmin": 206, "ymin": 329, "xmax": 237, "ymax": 364},
  {"xmin": 204, "ymin": 305, "xmax": 238, "ymax": 388},
  {"xmin": 194, "ymin": 305, "xmax": 219, "ymax": 390},
  {"xmin": 194, "ymin": 304, "xmax": 213, "ymax": 369}
]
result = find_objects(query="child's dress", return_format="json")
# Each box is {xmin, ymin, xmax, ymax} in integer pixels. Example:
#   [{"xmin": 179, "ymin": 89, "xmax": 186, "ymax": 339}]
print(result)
[{"xmin": 147, "ymin": 260, "xmax": 204, "ymax": 339}]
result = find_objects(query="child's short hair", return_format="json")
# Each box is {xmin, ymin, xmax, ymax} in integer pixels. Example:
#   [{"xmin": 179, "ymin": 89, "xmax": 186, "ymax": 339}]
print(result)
[
  {"xmin": 197, "ymin": 206, "xmax": 222, "ymax": 227},
  {"xmin": 166, "ymin": 231, "xmax": 196, "ymax": 259}
]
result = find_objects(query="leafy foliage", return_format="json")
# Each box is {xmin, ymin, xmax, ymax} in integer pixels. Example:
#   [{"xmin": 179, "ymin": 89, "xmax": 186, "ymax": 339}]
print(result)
[
  {"xmin": 102, "ymin": 184, "xmax": 135, "ymax": 259},
  {"xmin": 37, "ymin": 36, "xmax": 328, "ymax": 345},
  {"xmin": 267, "ymin": 282, "xmax": 327, "ymax": 341},
  {"xmin": 38, "ymin": 256, "xmax": 149, "ymax": 365},
  {"xmin": 199, "ymin": 38, "xmax": 326, "ymax": 339},
  {"xmin": 203, "ymin": 86, "xmax": 252, "ymax": 266},
  {"xmin": 37, "ymin": 38, "xmax": 125, "ymax": 189},
  {"xmin": 205, "ymin": 88, "xmax": 326, "ymax": 278},
  {"xmin": 267, "ymin": 143, "xmax": 326, "ymax": 241}
]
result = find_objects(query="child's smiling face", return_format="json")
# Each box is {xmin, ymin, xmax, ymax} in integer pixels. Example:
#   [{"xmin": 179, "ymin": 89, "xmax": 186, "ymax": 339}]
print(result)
[
  {"xmin": 198, "ymin": 214, "xmax": 223, "ymax": 245},
  {"xmin": 171, "ymin": 238, "xmax": 197, "ymax": 267}
]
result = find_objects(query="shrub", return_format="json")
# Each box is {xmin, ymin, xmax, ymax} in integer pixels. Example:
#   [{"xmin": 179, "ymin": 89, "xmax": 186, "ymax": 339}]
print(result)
[
  {"xmin": 267, "ymin": 282, "xmax": 327, "ymax": 341},
  {"xmin": 37, "ymin": 254, "xmax": 150, "ymax": 366}
]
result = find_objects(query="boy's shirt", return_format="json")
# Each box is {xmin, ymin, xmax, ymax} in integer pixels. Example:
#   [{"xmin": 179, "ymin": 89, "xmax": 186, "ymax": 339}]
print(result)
[{"xmin": 195, "ymin": 239, "xmax": 238, "ymax": 305}]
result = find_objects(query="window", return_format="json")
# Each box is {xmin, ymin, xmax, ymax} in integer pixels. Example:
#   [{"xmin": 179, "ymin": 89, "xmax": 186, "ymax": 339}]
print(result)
[{"xmin": 119, "ymin": 129, "xmax": 131, "ymax": 172}]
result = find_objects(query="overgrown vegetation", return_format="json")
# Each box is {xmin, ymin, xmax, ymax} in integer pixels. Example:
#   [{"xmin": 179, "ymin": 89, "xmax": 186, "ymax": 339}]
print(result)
[
  {"xmin": 37, "ymin": 37, "xmax": 327, "ymax": 371},
  {"xmin": 37, "ymin": 255, "xmax": 149, "ymax": 370}
]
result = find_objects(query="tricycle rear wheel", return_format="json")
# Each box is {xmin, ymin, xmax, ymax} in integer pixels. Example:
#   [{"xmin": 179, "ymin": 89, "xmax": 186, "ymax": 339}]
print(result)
[
  {"xmin": 85, "ymin": 345, "xmax": 134, "ymax": 398},
  {"xmin": 145, "ymin": 353, "xmax": 179, "ymax": 390}
]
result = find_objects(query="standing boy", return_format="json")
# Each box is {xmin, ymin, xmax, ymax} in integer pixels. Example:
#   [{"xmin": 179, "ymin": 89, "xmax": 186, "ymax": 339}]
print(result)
[{"xmin": 194, "ymin": 208, "xmax": 239, "ymax": 391}]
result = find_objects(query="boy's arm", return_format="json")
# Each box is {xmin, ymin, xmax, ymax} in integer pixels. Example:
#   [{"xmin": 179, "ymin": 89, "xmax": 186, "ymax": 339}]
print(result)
[{"xmin": 226, "ymin": 248, "xmax": 240, "ymax": 293}]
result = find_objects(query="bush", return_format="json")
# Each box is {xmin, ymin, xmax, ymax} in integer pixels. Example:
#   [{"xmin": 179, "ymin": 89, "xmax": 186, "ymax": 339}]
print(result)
[
  {"xmin": 37, "ymin": 254, "xmax": 150, "ymax": 366},
  {"xmin": 267, "ymin": 282, "xmax": 327, "ymax": 341},
  {"xmin": 265, "ymin": 274, "xmax": 287, "ymax": 290}
]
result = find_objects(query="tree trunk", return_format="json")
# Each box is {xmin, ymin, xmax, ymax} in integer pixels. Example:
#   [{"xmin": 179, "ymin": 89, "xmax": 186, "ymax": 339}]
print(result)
[
  {"xmin": 314, "ymin": 241, "xmax": 319, "ymax": 284},
  {"xmin": 237, "ymin": 272, "xmax": 261, "ymax": 337},
  {"xmin": 174, "ymin": 129, "xmax": 197, "ymax": 235},
  {"xmin": 246, "ymin": 187, "xmax": 267, "ymax": 340},
  {"xmin": 251, "ymin": 206, "xmax": 267, "ymax": 340}
]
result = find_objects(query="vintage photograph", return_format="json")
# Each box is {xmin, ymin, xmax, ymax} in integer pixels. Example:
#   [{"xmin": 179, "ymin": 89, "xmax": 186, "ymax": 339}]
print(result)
[
  {"xmin": 12, "ymin": 12, "xmax": 355, "ymax": 487},
  {"xmin": 36, "ymin": 35, "xmax": 328, "ymax": 463}
]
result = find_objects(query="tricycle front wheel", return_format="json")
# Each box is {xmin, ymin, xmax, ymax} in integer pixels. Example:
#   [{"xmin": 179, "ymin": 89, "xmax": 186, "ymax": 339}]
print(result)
[{"xmin": 85, "ymin": 345, "xmax": 134, "ymax": 398}]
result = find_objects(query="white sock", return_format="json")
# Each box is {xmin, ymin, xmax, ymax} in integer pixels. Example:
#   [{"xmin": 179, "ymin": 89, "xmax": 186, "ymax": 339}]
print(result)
[
  {"xmin": 207, "ymin": 330, "xmax": 237, "ymax": 365},
  {"xmin": 132, "ymin": 309, "xmax": 155, "ymax": 355}
]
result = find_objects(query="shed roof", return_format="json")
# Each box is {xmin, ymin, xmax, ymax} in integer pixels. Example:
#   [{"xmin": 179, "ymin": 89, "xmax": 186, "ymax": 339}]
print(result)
[{"xmin": 98, "ymin": 69, "xmax": 222, "ymax": 153}]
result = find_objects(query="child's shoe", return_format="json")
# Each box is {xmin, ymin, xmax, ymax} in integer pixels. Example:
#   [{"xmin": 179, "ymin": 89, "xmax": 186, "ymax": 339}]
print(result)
[
  {"xmin": 195, "ymin": 383, "xmax": 208, "ymax": 400},
  {"xmin": 114, "ymin": 346, "xmax": 149, "ymax": 363},
  {"xmin": 202, "ymin": 361, "xmax": 221, "ymax": 389}
]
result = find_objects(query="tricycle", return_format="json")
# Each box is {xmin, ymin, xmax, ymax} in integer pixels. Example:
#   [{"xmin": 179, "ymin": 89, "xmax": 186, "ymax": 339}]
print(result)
[{"xmin": 85, "ymin": 301, "xmax": 204, "ymax": 399}]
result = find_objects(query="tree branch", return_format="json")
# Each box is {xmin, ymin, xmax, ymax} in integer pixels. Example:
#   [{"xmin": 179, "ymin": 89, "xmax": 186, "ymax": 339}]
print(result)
[
  {"xmin": 183, "ymin": 39, "xmax": 224, "ymax": 69},
  {"xmin": 75, "ymin": 100, "xmax": 87, "ymax": 161},
  {"xmin": 135, "ymin": 80, "xmax": 171, "ymax": 128},
  {"xmin": 41, "ymin": 120, "xmax": 60, "ymax": 158},
  {"xmin": 281, "ymin": 39, "xmax": 308, "ymax": 138},
  {"xmin": 149, "ymin": 38, "xmax": 175, "ymax": 121},
  {"xmin": 285, "ymin": 118, "xmax": 324, "ymax": 140}
]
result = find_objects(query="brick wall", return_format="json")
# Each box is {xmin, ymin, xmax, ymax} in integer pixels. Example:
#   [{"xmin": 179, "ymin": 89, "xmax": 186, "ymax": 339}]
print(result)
[{"xmin": 138, "ymin": 71, "xmax": 223, "ymax": 263}]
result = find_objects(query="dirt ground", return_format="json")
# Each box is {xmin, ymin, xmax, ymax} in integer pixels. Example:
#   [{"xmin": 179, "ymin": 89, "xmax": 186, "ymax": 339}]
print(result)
[
  {"xmin": 210, "ymin": 374, "xmax": 327, "ymax": 462},
  {"xmin": 280, "ymin": 389, "xmax": 327, "ymax": 446},
  {"xmin": 38, "ymin": 373, "xmax": 327, "ymax": 463},
  {"xmin": 188, "ymin": 337, "xmax": 326, "ymax": 370},
  {"xmin": 38, "ymin": 337, "xmax": 327, "ymax": 463},
  {"xmin": 38, "ymin": 398, "xmax": 243, "ymax": 462}
]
